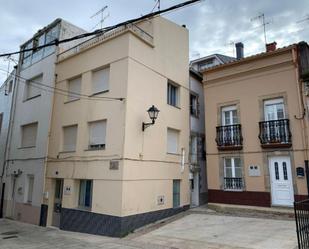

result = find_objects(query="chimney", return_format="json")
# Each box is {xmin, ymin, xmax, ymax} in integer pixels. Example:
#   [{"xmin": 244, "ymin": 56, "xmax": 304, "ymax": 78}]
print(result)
[
  {"xmin": 266, "ymin": 42, "xmax": 277, "ymax": 52},
  {"xmin": 235, "ymin": 42, "xmax": 244, "ymax": 60}
]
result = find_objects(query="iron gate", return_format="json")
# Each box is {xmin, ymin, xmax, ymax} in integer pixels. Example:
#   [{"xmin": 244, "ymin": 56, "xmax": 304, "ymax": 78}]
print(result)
[{"xmin": 294, "ymin": 199, "xmax": 309, "ymax": 249}]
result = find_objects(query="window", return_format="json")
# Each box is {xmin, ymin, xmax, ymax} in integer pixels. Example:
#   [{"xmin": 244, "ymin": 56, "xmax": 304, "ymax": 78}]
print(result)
[
  {"xmin": 8, "ymin": 80, "xmax": 13, "ymax": 93},
  {"xmin": 92, "ymin": 67, "xmax": 110, "ymax": 94},
  {"xmin": 32, "ymin": 34, "xmax": 45, "ymax": 63},
  {"xmin": 173, "ymin": 180, "xmax": 180, "ymax": 208},
  {"xmin": 224, "ymin": 157, "xmax": 242, "ymax": 178},
  {"xmin": 26, "ymin": 175, "xmax": 34, "ymax": 203},
  {"xmin": 63, "ymin": 125, "xmax": 78, "ymax": 152},
  {"xmin": 167, "ymin": 128, "xmax": 179, "ymax": 154},
  {"xmin": 167, "ymin": 81, "xmax": 179, "ymax": 107},
  {"xmin": 21, "ymin": 122, "xmax": 38, "ymax": 148},
  {"xmin": 221, "ymin": 105, "xmax": 238, "ymax": 125},
  {"xmin": 89, "ymin": 120, "xmax": 106, "ymax": 150},
  {"xmin": 264, "ymin": 98, "xmax": 285, "ymax": 121},
  {"xmin": 67, "ymin": 77, "xmax": 81, "ymax": 102},
  {"xmin": 25, "ymin": 75, "xmax": 42, "ymax": 100},
  {"xmin": 22, "ymin": 42, "xmax": 33, "ymax": 67},
  {"xmin": 190, "ymin": 135, "xmax": 198, "ymax": 164},
  {"xmin": 190, "ymin": 93, "xmax": 199, "ymax": 117},
  {"xmin": 78, "ymin": 180, "xmax": 92, "ymax": 209},
  {"xmin": 44, "ymin": 25, "xmax": 59, "ymax": 56}
]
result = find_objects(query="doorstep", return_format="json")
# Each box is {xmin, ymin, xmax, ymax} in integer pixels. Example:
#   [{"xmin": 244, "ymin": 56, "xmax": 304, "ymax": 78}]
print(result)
[{"xmin": 190, "ymin": 203, "xmax": 294, "ymax": 220}]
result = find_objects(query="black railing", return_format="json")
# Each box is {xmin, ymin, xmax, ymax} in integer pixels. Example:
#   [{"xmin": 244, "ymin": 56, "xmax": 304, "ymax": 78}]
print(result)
[
  {"xmin": 258, "ymin": 119, "xmax": 292, "ymax": 147},
  {"xmin": 216, "ymin": 124, "xmax": 243, "ymax": 150},
  {"xmin": 294, "ymin": 199, "xmax": 309, "ymax": 249},
  {"xmin": 224, "ymin": 177, "xmax": 243, "ymax": 190}
]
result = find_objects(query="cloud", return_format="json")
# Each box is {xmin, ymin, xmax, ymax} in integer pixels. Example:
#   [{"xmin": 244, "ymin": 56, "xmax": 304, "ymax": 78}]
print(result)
[{"xmin": 0, "ymin": 0, "xmax": 308, "ymax": 83}]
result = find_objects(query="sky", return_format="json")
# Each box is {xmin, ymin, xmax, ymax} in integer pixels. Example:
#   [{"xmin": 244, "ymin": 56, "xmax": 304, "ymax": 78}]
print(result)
[{"xmin": 0, "ymin": 0, "xmax": 308, "ymax": 83}]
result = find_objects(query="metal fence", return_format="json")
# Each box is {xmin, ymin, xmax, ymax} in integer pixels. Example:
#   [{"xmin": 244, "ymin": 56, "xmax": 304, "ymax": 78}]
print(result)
[{"xmin": 294, "ymin": 199, "xmax": 309, "ymax": 249}]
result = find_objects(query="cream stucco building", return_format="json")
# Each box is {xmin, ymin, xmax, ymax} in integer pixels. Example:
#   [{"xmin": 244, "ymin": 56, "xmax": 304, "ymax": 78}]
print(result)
[
  {"xmin": 43, "ymin": 16, "xmax": 190, "ymax": 236},
  {"xmin": 203, "ymin": 42, "xmax": 309, "ymax": 207}
]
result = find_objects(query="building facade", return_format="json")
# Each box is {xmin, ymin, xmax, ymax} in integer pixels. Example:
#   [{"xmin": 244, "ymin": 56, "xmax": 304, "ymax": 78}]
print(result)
[
  {"xmin": 203, "ymin": 42, "xmax": 309, "ymax": 207},
  {"xmin": 2, "ymin": 19, "xmax": 85, "ymax": 224},
  {"xmin": 188, "ymin": 53, "xmax": 235, "ymax": 206},
  {"xmin": 42, "ymin": 16, "xmax": 190, "ymax": 236},
  {"xmin": 0, "ymin": 69, "xmax": 16, "ymax": 217}
]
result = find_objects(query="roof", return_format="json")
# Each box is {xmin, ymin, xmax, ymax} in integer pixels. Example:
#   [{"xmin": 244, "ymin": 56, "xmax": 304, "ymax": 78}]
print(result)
[
  {"xmin": 190, "ymin": 53, "xmax": 235, "ymax": 66},
  {"xmin": 200, "ymin": 43, "xmax": 301, "ymax": 73},
  {"xmin": 189, "ymin": 67, "xmax": 203, "ymax": 81}
]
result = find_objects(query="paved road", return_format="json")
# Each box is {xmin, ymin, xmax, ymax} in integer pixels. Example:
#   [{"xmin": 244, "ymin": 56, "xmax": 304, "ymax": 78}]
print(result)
[{"xmin": 0, "ymin": 213, "xmax": 298, "ymax": 249}]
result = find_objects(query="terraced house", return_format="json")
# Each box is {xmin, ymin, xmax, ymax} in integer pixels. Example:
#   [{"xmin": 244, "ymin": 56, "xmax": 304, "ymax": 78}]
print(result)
[
  {"xmin": 203, "ymin": 41, "xmax": 309, "ymax": 207},
  {"xmin": 42, "ymin": 16, "xmax": 190, "ymax": 236}
]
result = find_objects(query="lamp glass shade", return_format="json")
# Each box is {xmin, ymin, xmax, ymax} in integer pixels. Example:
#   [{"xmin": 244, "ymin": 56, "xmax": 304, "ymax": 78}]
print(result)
[{"xmin": 147, "ymin": 105, "xmax": 160, "ymax": 120}]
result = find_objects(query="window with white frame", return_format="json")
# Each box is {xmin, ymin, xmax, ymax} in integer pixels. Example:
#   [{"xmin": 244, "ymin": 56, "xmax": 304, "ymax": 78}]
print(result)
[
  {"xmin": 223, "ymin": 157, "xmax": 243, "ymax": 190},
  {"xmin": 167, "ymin": 128, "xmax": 179, "ymax": 154},
  {"xmin": 88, "ymin": 120, "xmax": 106, "ymax": 150},
  {"xmin": 78, "ymin": 180, "xmax": 92, "ymax": 209},
  {"xmin": 221, "ymin": 105, "xmax": 238, "ymax": 125},
  {"xmin": 63, "ymin": 125, "xmax": 78, "ymax": 152},
  {"xmin": 264, "ymin": 98, "xmax": 285, "ymax": 121},
  {"xmin": 190, "ymin": 93, "xmax": 199, "ymax": 117},
  {"xmin": 167, "ymin": 81, "xmax": 179, "ymax": 107},
  {"xmin": 67, "ymin": 77, "xmax": 81, "ymax": 102},
  {"xmin": 21, "ymin": 122, "xmax": 38, "ymax": 148},
  {"xmin": 25, "ymin": 75, "xmax": 42, "ymax": 100},
  {"xmin": 92, "ymin": 67, "xmax": 110, "ymax": 94},
  {"xmin": 26, "ymin": 175, "xmax": 34, "ymax": 203}
]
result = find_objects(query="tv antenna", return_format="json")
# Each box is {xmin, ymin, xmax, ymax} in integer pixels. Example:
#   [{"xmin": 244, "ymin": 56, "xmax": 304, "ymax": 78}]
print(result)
[
  {"xmin": 90, "ymin": 5, "xmax": 109, "ymax": 30},
  {"xmin": 151, "ymin": 0, "xmax": 161, "ymax": 12},
  {"xmin": 225, "ymin": 40, "xmax": 236, "ymax": 57},
  {"xmin": 251, "ymin": 13, "xmax": 271, "ymax": 47}
]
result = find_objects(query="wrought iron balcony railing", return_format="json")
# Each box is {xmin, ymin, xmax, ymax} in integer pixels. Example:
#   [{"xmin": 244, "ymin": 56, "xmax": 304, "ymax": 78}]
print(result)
[
  {"xmin": 216, "ymin": 124, "xmax": 243, "ymax": 150},
  {"xmin": 224, "ymin": 177, "xmax": 243, "ymax": 190},
  {"xmin": 258, "ymin": 119, "xmax": 292, "ymax": 148}
]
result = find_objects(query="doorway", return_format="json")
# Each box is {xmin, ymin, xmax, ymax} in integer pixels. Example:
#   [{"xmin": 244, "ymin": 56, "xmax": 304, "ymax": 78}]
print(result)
[{"xmin": 52, "ymin": 179, "xmax": 63, "ymax": 227}]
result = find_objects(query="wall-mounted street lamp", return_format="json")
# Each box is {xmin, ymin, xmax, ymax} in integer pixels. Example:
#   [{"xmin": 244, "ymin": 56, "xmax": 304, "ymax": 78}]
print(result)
[{"xmin": 142, "ymin": 105, "xmax": 160, "ymax": 131}]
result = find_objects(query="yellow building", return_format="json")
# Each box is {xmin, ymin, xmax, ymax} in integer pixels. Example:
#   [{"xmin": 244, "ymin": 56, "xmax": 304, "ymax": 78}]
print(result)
[
  {"xmin": 42, "ymin": 16, "xmax": 190, "ymax": 236},
  {"xmin": 203, "ymin": 42, "xmax": 309, "ymax": 207}
]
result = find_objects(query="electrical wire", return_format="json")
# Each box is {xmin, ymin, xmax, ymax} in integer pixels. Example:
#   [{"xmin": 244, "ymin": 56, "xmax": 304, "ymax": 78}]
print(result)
[
  {"xmin": 0, "ymin": 68, "xmax": 124, "ymax": 101},
  {"xmin": 0, "ymin": 0, "xmax": 202, "ymax": 58}
]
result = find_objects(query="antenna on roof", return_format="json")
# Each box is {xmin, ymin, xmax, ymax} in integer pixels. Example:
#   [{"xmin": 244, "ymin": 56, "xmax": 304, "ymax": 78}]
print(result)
[
  {"xmin": 225, "ymin": 40, "xmax": 235, "ymax": 57},
  {"xmin": 90, "ymin": 5, "xmax": 109, "ymax": 30},
  {"xmin": 151, "ymin": 0, "xmax": 161, "ymax": 13},
  {"xmin": 251, "ymin": 13, "xmax": 271, "ymax": 47},
  {"xmin": 297, "ymin": 14, "xmax": 309, "ymax": 24}
]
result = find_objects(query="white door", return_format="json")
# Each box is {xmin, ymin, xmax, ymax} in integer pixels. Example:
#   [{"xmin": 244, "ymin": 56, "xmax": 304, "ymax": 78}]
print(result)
[
  {"xmin": 221, "ymin": 106, "xmax": 238, "ymax": 143},
  {"xmin": 269, "ymin": 156, "xmax": 294, "ymax": 206}
]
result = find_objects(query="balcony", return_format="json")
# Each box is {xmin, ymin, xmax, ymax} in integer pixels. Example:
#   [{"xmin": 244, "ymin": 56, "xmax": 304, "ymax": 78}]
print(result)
[
  {"xmin": 258, "ymin": 119, "xmax": 292, "ymax": 148},
  {"xmin": 216, "ymin": 124, "xmax": 243, "ymax": 150},
  {"xmin": 224, "ymin": 177, "xmax": 243, "ymax": 191}
]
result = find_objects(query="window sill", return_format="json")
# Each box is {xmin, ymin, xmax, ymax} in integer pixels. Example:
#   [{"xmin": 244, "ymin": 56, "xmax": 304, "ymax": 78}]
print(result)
[
  {"xmin": 76, "ymin": 206, "xmax": 92, "ymax": 212},
  {"xmin": 223, "ymin": 189, "xmax": 244, "ymax": 192},
  {"xmin": 89, "ymin": 90, "xmax": 109, "ymax": 97},
  {"xmin": 84, "ymin": 147, "xmax": 106, "ymax": 151},
  {"xmin": 167, "ymin": 103, "xmax": 181, "ymax": 109},
  {"xmin": 23, "ymin": 94, "xmax": 41, "ymax": 102},
  {"xmin": 64, "ymin": 98, "xmax": 80, "ymax": 104},
  {"xmin": 59, "ymin": 150, "xmax": 76, "ymax": 154},
  {"xmin": 167, "ymin": 152, "xmax": 181, "ymax": 156},
  {"xmin": 18, "ymin": 146, "xmax": 36, "ymax": 149}
]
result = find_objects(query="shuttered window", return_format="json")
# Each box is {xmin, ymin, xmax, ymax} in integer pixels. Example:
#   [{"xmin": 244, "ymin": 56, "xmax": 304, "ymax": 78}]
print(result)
[
  {"xmin": 63, "ymin": 125, "xmax": 78, "ymax": 152},
  {"xmin": 167, "ymin": 128, "xmax": 179, "ymax": 154},
  {"xmin": 25, "ymin": 75, "xmax": 42, "ymax": 100},
  {"xmin": 21, "ymin": 122, "xmax": 38, "ymax": 148},
  {"xmin": 67, "ymin": 77, "xmax": 81, "ymax": 101},
  {"xmin": 92, "ymin": 67, "xmax": 109, "ymax": 94},
  {"xmin": 89, "ymin": 120, "xmax": 106, "ymax": 150}
]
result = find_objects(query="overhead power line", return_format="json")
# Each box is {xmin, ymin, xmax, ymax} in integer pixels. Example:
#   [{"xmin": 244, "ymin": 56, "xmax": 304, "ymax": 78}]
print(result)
[
  {"xmin": 0, "ymin": 68, "xmax": 124, "ymax": 101},
  {"xmin": 0, "ymin": 0, "xmax": 202, "ymax": 58}
]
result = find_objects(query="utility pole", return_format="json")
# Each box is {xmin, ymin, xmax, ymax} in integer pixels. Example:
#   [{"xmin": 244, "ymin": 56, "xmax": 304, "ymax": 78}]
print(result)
[
  {"xmin": 251, "ymin": 13, "xmax": 271, "ymax": 47},
  {"xmin": 90, "ymin": 5, "xmax": 109, "ymax": 30}
]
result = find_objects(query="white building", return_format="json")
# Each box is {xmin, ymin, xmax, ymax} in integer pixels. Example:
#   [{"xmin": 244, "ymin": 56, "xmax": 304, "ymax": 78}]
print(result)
[
  {"xmin": 0, "ymin": 69, "xmax": 16, "ymax": 217},
  {"xmin": 2, "ymin": 19, "xmax": 85, "ymax": 225},
  {"xmin": 189, "ymin": 52, "xmax": 235, "ymax": 206}
]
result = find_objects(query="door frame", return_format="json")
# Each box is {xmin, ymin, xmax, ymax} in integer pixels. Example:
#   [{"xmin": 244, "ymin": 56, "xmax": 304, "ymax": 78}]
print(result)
[{"xmin": 268, "ymin": 156, "xmax": 294, "ymax": 207}]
